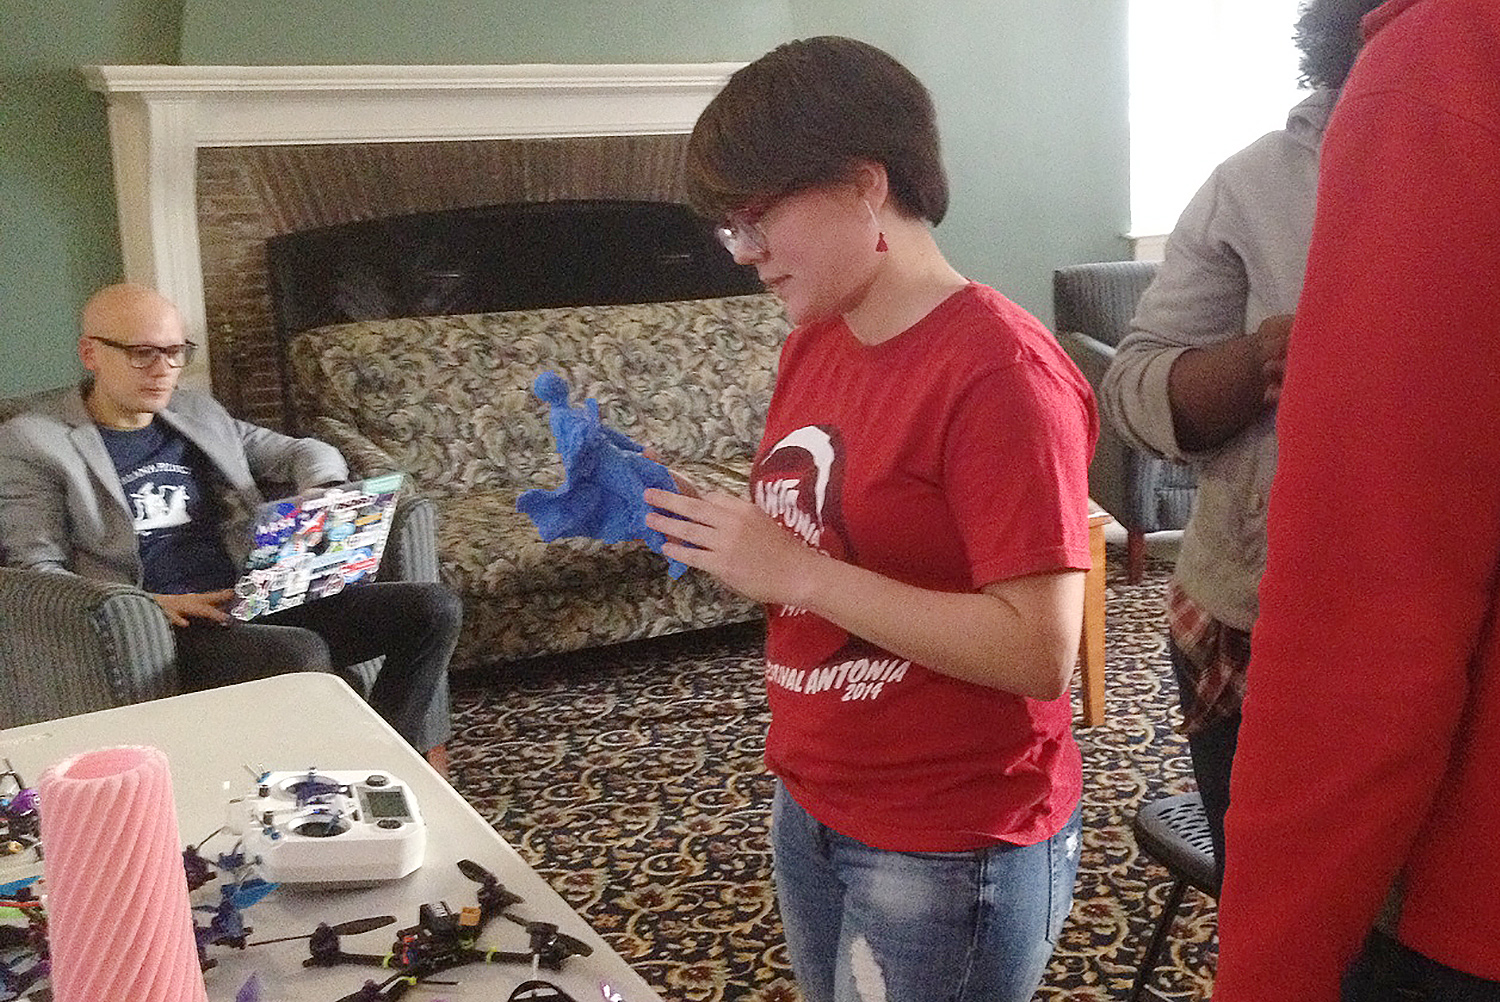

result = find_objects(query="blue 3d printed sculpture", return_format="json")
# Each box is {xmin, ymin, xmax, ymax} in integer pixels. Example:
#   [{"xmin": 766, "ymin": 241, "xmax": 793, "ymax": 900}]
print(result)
[{"xmin": 516, "ymin": 371, "xmax": 686, "ymax": 578}]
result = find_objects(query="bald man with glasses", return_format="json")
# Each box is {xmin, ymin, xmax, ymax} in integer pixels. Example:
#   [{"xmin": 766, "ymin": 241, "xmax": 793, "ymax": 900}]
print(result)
[{"xmin": 0, "ymin": 284, "xmax": 460, "ymax": 773}]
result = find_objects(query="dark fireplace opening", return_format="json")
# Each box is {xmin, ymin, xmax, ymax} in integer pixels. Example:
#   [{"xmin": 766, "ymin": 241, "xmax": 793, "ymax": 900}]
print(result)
[
  {"xmin": 196, "ymin": 134, "xmax": 715, "ymax": 431},
  {"xmin": 264, "ymin": 198, "xmax": 762, "ymax": 432}
]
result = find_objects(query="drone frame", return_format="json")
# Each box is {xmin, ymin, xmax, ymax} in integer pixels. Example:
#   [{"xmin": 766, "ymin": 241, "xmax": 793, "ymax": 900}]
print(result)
[{"xmin": 307, "ymin": 858, "xmax": 594, "ymax": 1002}]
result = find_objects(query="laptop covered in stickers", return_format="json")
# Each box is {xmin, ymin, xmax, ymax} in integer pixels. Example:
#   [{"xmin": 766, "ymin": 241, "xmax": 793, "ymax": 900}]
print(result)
[{"xmin": 228, "ymin": 473, "xmax": 404, "ymax": 621}]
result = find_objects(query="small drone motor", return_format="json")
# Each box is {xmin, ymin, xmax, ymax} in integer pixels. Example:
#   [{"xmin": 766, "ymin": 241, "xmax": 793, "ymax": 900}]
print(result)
[{"xmin": 233, "ymin": 769, "xmax": 425, "ymax": 885}]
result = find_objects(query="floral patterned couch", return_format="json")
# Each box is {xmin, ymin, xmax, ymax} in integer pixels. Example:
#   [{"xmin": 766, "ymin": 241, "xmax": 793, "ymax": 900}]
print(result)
[{"xmin": 287, "ymin": 293, "xmax": 790, "ymax": 670}]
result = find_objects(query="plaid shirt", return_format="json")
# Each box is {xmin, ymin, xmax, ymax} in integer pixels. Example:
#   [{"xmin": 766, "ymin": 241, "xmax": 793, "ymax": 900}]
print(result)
[{"xmin": 1167, "ymin": 580, "xmax": 1252, "ymax": 735}]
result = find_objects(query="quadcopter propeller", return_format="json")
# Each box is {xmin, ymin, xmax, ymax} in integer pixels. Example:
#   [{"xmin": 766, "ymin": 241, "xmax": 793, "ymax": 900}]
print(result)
[
  {"xmin": 456, "ymin": 858, "xmax": 495, "ymax": 884},
  {"xmin": 457, "ymin": 857, "xmax": 524, "ymax": 914},
  {"xmin": 332, "ymin": 970, "xmax": 457, "ymax": 1002},
  {"xmin": 236, "ymin": 972, "xmax": 264, "ymax": 1002},
  {"xmin": 0, "ymin": 875, "xmax": 39, "ymax": 898},
  {"xmin": 508, "ymin": 980, "xmax": 582, "ymax": 1002},
  {"xmin": 245, "ymin": 914, "xmax": 396, "ymax": 947},
  {"xmin": 224, "ymin": 876, "xmax": 278, "ymax": 910},
  {"xmin": 333, "ymin": 973, "xmax": 404, "ymax": 1002},
  {"xmin": 503, "ymin": 914, "xmax": 594, "ymax": 969}
]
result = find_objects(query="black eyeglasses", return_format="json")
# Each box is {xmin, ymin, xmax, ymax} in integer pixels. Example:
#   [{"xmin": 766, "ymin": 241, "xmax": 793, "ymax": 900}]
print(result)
[{"xmin": 89, "ymin": 336, "xmax": 198, "ymax": 369}]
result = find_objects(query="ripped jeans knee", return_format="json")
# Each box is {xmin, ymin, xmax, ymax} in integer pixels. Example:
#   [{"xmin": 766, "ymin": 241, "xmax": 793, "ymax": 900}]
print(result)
[{"xmin": 770, "ymin": 782, "xmax": 1082, "ymax": 1002}]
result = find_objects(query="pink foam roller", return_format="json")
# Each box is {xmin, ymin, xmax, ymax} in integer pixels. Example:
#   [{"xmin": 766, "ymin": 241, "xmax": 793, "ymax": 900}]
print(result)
[{"xmin": 39, "ymin": 745, "xmax": 208, "ymax": 1002}]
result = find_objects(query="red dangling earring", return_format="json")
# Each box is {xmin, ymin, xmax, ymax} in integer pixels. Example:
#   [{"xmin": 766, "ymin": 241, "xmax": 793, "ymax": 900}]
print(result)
[{"xmin": 867, "ymin": 200, "xmax": 888, "ymax": 253}]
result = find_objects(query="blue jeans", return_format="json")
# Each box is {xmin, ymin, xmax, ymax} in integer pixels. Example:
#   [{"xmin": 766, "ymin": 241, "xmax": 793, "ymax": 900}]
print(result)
[
  {"xmin": 1343, "ymin": 931, "xmax": 1500, "ymax": 1002},
  {"xmin": 770, "ymin": 782, "xmax": 1081, "ymax": 1002}
]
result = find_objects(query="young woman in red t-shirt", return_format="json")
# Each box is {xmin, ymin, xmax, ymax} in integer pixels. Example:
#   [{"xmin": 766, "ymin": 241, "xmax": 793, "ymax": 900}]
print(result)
[{"xmin": 645, "ymin": 36, "xmax": 1097, "ymax": 1002}]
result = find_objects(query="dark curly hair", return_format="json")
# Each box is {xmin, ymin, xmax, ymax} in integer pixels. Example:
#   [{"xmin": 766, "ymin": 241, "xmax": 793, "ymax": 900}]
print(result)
[
  {"xmin": 1294, "ymin": 0, "xmax": 1388, "ymax": 90},
  {"xmin": 685, "ymin": 36, "xmax": 948, "ymax": 225}
]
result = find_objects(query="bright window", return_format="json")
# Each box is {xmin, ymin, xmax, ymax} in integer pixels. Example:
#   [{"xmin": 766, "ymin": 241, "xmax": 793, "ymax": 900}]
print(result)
[{"xmin": 1129, "ymin": 0, "xmax": 1307, "ymax": 238}]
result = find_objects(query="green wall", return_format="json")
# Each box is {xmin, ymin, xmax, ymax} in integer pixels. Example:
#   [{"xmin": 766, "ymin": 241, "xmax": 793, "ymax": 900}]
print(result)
[
  {"xmin": 0, "ymin": 0, "xmax": 1127, "ymax": 397},
  {"xmin": 179, "ymin": 0, "xmax": 798, "ymax": 64},
  {"xmin": 0, "ymin": 0, "xmax": 183, "ymax": 395}
]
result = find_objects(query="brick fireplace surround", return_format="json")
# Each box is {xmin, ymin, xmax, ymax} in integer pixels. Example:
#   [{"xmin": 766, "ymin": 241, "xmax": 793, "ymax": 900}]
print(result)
[{"xmin": 84, "ymin": 64, "xmax": 740, "ymax": 430}]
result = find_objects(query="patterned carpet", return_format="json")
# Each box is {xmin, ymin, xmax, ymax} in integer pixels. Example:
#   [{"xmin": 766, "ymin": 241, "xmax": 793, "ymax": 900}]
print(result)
[{"xmin": 448, "ymin": 545, "xmax": 1215, "ymax": 1001}]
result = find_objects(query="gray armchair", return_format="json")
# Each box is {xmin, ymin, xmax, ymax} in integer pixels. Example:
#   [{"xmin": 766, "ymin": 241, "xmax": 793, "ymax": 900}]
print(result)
[
  {"xmin": 0, "ymin": 493, "xmax": 438, "ymax": 729},
  {"xmin": 0, "ymin": 386, "xmax": 441, "ymax": 728},
  {"xmin": 1054, "ymin": 261, "xmax": 1197, "ymax": 583}
]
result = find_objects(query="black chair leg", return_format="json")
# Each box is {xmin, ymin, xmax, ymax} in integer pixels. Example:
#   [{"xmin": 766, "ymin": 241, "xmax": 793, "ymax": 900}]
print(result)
[{"xmin": 1128, "ymin": 877, "xmax": 1190, "ymax": 1002}]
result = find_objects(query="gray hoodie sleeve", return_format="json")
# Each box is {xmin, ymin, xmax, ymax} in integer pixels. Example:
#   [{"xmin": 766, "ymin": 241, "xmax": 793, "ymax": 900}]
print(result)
[{"xmin": 1098, "ymin": 168, "xmax": 1251, "ymax": 465}]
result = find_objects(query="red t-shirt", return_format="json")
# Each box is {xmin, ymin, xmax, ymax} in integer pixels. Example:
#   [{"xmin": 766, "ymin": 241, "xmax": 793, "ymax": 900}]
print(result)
[
  {"xmin": 1214, "ymin": 0, "xmax": 1500, "ymax": 995},
  {"xmin": 753, "ymin": 282, "xmax": 1097, "ymax": 851}
]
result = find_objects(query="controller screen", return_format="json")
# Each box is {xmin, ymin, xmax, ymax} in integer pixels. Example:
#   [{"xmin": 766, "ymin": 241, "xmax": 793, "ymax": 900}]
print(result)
[{"xmin": 361, "ymin": 787, "xmax": 412, "ymax": 819}]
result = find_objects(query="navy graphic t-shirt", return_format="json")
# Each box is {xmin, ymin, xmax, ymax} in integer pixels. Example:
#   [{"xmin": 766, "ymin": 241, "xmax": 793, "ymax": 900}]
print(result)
[{"xmin": 97, "ymin": 419, "xmax": 238, "ymax": 594}]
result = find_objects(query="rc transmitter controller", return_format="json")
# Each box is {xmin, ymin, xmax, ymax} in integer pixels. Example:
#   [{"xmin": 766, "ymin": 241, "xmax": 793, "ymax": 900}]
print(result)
[{"xmin": 233, "ymin": 769, "xmax": 425, "ymax": 885}]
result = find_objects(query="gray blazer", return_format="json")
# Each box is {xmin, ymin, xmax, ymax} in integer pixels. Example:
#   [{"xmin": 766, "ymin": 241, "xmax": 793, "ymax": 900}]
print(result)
[{"xmin": 0, "ymin": 384, "xmax": 347, "ymax": 587}]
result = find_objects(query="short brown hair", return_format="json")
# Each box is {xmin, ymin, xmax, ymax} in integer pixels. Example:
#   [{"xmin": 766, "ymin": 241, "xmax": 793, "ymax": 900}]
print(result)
[{"xmin": 685, "ymin": 36, "xmax": 949, "ymax": 225}]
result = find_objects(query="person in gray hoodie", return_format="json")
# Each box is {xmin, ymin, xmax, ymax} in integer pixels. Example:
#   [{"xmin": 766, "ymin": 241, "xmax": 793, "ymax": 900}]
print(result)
[{"xmin": 1098, "ymin": 0, "xmax": 1383, "ymax": 880}]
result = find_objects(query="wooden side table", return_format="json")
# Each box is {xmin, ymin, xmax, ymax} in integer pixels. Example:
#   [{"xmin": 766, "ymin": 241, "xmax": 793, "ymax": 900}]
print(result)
[{"xmin": 1080, "ymin": 501, "xmax": 1114, "ymax": 726}]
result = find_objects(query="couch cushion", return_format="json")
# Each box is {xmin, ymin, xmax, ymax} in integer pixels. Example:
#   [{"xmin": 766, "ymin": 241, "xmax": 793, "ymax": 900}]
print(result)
[
  {"xmin": 451, "ymin": 556, "xmax": 762, "ymax": 668},
  {"xmin": 288, "ymin": 294, "xmax": 788, "ymax": 495}
]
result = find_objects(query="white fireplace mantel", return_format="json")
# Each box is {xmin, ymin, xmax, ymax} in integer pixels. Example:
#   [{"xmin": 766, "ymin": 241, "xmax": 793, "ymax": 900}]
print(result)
[{"xmin": 82, "ymin": 63, "xmax": 740, "ymax": 387}]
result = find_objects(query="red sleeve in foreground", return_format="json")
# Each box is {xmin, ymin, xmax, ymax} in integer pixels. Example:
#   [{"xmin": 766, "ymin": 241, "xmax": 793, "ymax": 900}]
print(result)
[{"xmin": 1212, "ymin": 77, "xmax": 1500, "ymax": 1002}]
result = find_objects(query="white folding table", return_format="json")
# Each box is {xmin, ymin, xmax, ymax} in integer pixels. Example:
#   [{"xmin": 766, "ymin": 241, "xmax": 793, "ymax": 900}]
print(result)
[{"xmin": 0, "ymin": 672, "xmax": 666, "ymax": 1002}]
